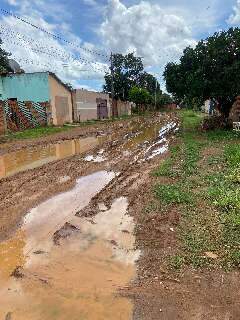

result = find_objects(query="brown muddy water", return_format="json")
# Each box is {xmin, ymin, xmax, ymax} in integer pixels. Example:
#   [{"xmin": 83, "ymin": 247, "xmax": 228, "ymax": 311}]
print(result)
[
  {"xmin": 0, "ymin": 171, "xmax": 140, "ymax": 319},
  {"xmin": 0, "ymin": 118, "xmax": 178, "ymax": 180},
  {"xmin": 0, "ymin": 136, "xmax": 109, "ymax": 179}
]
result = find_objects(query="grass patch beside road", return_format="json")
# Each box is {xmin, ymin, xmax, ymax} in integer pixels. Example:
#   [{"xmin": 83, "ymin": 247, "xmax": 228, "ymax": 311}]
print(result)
[
  {"xmin": 150, "ymin": 110, "xmax": 240, "ymax": 271},
  {"xmin": 6, "ymin": 126, "xmax": 72, "ymax": 140},
  {"xmin": 1, "ymin": 114, "xmax": 139, "ymax": 142}
]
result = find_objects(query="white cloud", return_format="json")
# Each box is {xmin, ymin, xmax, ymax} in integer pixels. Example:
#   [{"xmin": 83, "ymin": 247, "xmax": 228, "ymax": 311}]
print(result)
[
  {"xmin": 227, "ymin": 0, "xmax": 240, "ymax": 25},
  {"xmin": 100, "ymin": 0, "xmax": 196, "ymax": 69},
  {"xmin": 1, "ymin": 0, "xmax": 108, "ymax": 88},
  {"xmin": 6, "ymin": 0, "xmax": 18, "ymax": 6}
]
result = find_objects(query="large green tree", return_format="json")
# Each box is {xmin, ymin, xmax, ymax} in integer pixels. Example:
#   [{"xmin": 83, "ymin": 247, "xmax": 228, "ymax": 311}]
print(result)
[
  {"xmin": 164, "ymin": 27, "xmax": 240, "ymax": 115},
  {"xmin": 129, "ymin": 86, "xmax": 151, "ymax": 107},
  {"xmin": 139, "ymin": 72, "xmax": 162, "ymax": 96},
  {"xmin": 0, "ymin": 38, "xmax": 11, "ymax": 74},
  {"xmin": 103, "ymin": 53, "xmax": 161, "ymax": 101}
]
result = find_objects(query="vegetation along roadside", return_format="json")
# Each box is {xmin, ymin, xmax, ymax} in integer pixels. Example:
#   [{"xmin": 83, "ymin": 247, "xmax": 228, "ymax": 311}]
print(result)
[{"xmin": 150, "ymin": 110, "xmax": 240, "ymax": 271}]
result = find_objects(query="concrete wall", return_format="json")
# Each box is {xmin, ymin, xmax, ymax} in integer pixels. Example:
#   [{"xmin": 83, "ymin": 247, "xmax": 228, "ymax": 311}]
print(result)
[
  {"xmin": 73, "ymin": 89, "xmax": 110, "ymax": 122},
  {"xmin": 164, "ymin": 103, "xmax": 177, "ymax": 110},
  {"xmin": 116, "ymin": 100, "xmax": 132, "ymax": 116},
  {"xmin": 0, "ymin": 73, "xmax": 49, "ymax": 102},
  {"xmin": 48, "ymin": 75, "xmax": 73, "ymax": 125}
]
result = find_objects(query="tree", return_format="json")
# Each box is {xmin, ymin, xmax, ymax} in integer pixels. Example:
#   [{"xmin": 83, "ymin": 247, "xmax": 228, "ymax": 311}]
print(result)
[
  {"xmin": 139, "ymin": 72, "xmax": 162, "ymax": 96},
  {"xmin": 163, "ymin": 27, "xmax": 240, "ymax": 115},
  {"xmin": 103, "ymin": 53, "xmax": 161, "ymax": 101},
  {"xmin": 157, "ymin": 93, "xmax": 173, "ymax": 107},
  {"xmin": 129, "ymin": 86, "xmax": 151, "ymax": 111},
  {"xmin": 0, "ymin": 38, "xmax": 11, "ymax": 74},
  {"xmin": 64, "ymin": 82, "xmax": 74, "ymax": 91}
]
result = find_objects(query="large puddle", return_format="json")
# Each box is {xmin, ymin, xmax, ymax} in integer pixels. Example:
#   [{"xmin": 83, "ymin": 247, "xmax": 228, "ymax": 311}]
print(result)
[
  {"xmin": 0, "ymin": 136, "xmax": 108, "ymax": 179},
  {"xmin": 0, "ymin": 171, "xmax": 140, "ymax": 319},
  {"xmin": 0, "ymin": 119, "xmax": 179, "ymax": 180}
]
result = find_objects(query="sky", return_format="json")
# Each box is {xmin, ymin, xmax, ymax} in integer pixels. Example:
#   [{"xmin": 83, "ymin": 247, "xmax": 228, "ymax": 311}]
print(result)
[{"xmin": 0, "ymin": 0, "xmax": 239, "ymax": 92}]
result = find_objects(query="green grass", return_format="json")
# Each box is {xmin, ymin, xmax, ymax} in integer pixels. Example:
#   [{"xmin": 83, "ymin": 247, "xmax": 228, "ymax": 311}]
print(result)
[
  {"xmin": 2, "ymin": 114, "xmax": 138, "ymax": 141},
  {"xmin": 180, "ymin": 109, "xmax": 204, "ymax": 130},
  {"xmin": 154, "ymin": 183, "xmax": 194, "ymax": 205},
  {"xmin": 6, "ymin": 126, "xmax": 72, "ymax": 140},
  {"xmin": 169, "ymin": 255, "xmax": 185, "ymax": 270},
  {"xmin": 152, "ymin": 145, "xmax": 182, "ymax": 177},
  {"xmin": 204, "ymin": 128, "xmax": 240, "ymax": 142},
  {"xmin": 152, "ymin": 158, "xmax": 174, "ymax": 177},
  {"xmin": 150, "ymin": 109, "xmax": 240, "ymax": 271}
]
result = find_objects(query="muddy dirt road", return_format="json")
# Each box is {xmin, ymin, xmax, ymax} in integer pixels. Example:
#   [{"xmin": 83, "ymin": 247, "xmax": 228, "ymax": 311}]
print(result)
[{"xmin": 0, "ymin": 113, "xmax": 238, "ymax": 319}]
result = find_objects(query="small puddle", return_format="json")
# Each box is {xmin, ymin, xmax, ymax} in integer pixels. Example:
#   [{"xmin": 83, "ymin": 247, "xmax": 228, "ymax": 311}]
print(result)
[
  {"xmin": 0, "ymin": 136, "xmax": 109, "ymax": 179},
  {"xmin": 124, "ymin": 124, "xmax": 160, "ymax": 150},
  {"xmin": 0, "ymin": 171, "xmax": 139, "ymax": 319},
  {"xmin": 123, "ymin": 120, "xmax": 179, "ymax": 163}
]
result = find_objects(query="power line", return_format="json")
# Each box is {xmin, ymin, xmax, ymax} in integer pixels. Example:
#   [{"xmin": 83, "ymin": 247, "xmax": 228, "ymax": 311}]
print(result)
[
  {"xmin": 0, "ymin": 24, "xmax": 109, "ymax": 72},
  {"xmin": 5, "ymin": 38, "xmax": 106, "ymax": 76},
  {"xmin": 0, "ymin": 23, "xmax": 109, "ymax": 72},
  {"xmin": 0, "ymin": 7, "xmax": 109, "ymax": 59},
  {"xmin": 0, "ymin": 25, "xmax": 109, "ymax": 74},
  {"xmin": 11, "ymin": 56, "xmax": 105, "ymax": 82}
]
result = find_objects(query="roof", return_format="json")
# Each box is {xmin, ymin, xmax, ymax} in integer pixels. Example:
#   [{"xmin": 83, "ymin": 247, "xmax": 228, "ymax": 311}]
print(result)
[
  {"xmin": 1, "ymin": 71, "xmax": 73, "ymax": 93},
  {"xmin": 48, "ymin": 72, "xmax": 72, "ymax": 93},
  {"xmin": 74, "ymin": 88, "xmax": 109, "ymax": 96}
]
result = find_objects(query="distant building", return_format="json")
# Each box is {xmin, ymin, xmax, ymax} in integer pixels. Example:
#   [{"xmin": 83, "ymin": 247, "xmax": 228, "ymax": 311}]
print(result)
[
  {"xmin": 229, "ymin": 96, "xmax": 240, "ymax": 123},
  {"xmin": 204, "ymin": 99, "xmax": 210, "ymax": 114},
  {"xmin": 0, "ymin": 72, "xmax": 73, "ymax": 126},
  {"xmin": 72, "ymin": 89, "xmax": 110, "ymax": 122},
  {"xmin": 164, "ymin": 103, "xmax": 177, "ymax": 110}
]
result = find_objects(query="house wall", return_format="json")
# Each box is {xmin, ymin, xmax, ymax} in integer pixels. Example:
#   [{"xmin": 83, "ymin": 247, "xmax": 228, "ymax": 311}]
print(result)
[
  {"xmin": 73, "ymin": 89, "xmax": 110, "ymax": 122},
  {"xmin": 116, "ymin": 100, "xmax": 132, "ymax": 116},
  {"xmin": 0, "ymin": 73, "xmax": 49, "ymax": 102},
  {"xmin": 229, "ymin": 97, "xmax": 240, "ymax": 123},
  {"xmin": 164, "ymin": 103, "xmax": 177, "ymax": 110},
  {"xmin": 48, "ymin": 75, "xmax": 73, "ymax": 125},
  {"xmin": 0, "ymin": 104, "xmax": 6, "ymax": 135},
  {"xmin": 204, "ymin": 99, "xmax": 210, "ymax": 114}
]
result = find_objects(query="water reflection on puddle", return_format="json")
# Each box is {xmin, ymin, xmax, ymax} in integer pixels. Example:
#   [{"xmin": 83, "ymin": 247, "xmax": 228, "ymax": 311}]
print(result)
[
  {"xmin": 0, "ymin": 171, "xmax": 139, "ymax": 320},
  {"xmin": 124, "ymin": 124, "xmax": 160, "ymax": 150},
  {"xmin": 0, "ymin": 136, "xmax": 109, "ymax": 179}
]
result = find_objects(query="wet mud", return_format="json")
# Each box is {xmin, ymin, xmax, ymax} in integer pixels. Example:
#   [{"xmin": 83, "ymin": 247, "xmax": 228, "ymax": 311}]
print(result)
[
  {"xmin": 1, "ymin": 113, "xmax": 231, "ymax": 319},
  {"xmin": 0, "ymin": 114, "xmax": 178, "ymax": 319},
  {"xmin": 0, "ymin": 166, "xmax": 141, "ymax": 318},
  {"xmin": 0, "ymin": 136, "xmax": 110, "ymax": 179}
]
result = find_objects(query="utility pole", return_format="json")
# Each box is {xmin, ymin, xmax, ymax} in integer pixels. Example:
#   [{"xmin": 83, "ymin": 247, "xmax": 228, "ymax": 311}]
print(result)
[{"xmin": 110, "ymin": 52, "xmax": 115, "ymax": 117}]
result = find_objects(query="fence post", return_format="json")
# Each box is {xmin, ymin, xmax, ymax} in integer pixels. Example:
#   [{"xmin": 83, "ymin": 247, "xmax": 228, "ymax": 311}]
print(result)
[{"xmin": 0, "ymin": 100, "xmax": 7, "ymax": 134}]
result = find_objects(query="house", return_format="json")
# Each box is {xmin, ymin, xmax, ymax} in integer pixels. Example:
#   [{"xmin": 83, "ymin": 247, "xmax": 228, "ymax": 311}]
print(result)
[
  {"xmin": 229, "ymin": 96, "xmax": 240, "ymax": 126},
  {"xmin": 164, "ymin": 103, "xmax": 177, "ymax": 110},
  {"xmin": 0, "ymin": 72, "xmax": 73, "ymax": 126},
  {"xmin": 72, "ymin": 89, "xmax": 110, "ymax": 122}
]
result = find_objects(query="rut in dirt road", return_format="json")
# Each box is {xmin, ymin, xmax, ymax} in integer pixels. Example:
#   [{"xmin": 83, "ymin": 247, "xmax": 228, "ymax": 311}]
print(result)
[{"xmin": 0, "ymin": 113, "xmax": 179, "ymax": 319}]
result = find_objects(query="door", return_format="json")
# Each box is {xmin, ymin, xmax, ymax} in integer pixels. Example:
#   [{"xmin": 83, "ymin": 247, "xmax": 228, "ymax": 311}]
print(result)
[{"xmin": 96, "ymin": 98, "xmax": 108, "ymax": 120}]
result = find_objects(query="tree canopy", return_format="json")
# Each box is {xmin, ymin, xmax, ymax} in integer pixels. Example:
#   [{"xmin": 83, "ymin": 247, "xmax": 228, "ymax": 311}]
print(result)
[
  {"xmin": 0, "ymin": 38, "xmax": 11, "ymax": 74},
  {"xmin": 103, "ymin": 53, "xmax": 161, "ymax": 101},
  {"xmin": 129, "ymin": 86, "xmax": 151, "ymax": 107},
  {"xmin": 164, "ymin": 27, "xmax": 240, "ymax": 115}
]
